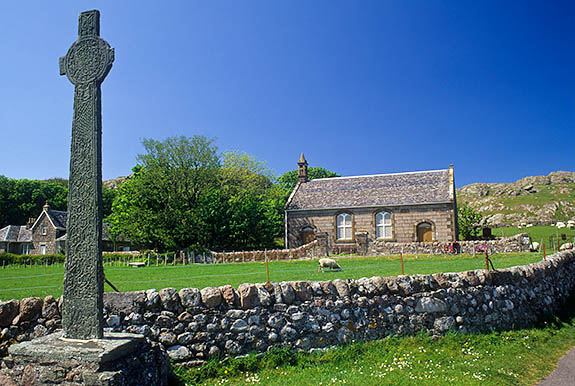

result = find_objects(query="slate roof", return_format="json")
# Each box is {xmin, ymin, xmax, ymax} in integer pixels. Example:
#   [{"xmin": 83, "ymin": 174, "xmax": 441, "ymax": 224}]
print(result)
[
  {"xmin": 0, "ymin": 225, "xmax": 32, "ymax": 243},
  {"xmin": 46, "ymin": 210, "xmax": 67, "ymax": 229},
  {"xmin": 286, "ymin": 169, "xmax": 452, "ymax": 211}
]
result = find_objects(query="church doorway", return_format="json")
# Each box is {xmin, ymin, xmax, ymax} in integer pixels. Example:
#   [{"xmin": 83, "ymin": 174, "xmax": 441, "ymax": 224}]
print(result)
[
  {"xmin": 301, "ymin": 227, "xmax": 315, "ymax": 244},
  {"xmin": 416, "ymin": 222, "xmax": 433, "ymax": 242}
]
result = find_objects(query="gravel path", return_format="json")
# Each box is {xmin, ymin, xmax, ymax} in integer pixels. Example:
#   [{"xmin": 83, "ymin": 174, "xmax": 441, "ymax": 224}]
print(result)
[{"xmin": 537, "ymin": 347, "xmax": 575, "ymax": 386}]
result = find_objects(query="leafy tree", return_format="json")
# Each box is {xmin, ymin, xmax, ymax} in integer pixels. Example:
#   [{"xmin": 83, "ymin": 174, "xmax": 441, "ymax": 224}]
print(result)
[
  {"xmin": 277, "ymin": 167, "xmax": 340, "ymax": 192},
  {"xmin": 458, "ymin": 203, "xmax": 483, "ymax": 240},
  {"xmin": 108, "ymin": 144, "xmax": 287, "ymax": 251},
  {"xmin": 0, "ymin": 176, "xmax": 116, "ymax": 228},
  {"xmin": 108, "ymin": 136, "xmax": 220, "ymax": 250},
  {"xmin": 102, "ymin": 187, "xmax": 117, "ymax": 220},
  {"xmin": 0, "ymin": 176, "xmax": 67, "ymax": 227},
  {"xmin": 210, "ymin": 151, "xmax": 284, "ymax": 250}
]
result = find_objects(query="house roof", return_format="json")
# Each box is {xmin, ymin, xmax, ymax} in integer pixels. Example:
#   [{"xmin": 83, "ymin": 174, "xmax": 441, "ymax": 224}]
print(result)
[
  {"xmin": 0, "ymin": 225, "xmax": 32, "ymax": 243},
  {"xmin": 47, "ymin": 210, "xmax": 67, "ymax": 229},
  {"xmin": 31, "ymin": 209, "xmax": 67, "ymax": 231},
  {"xmin": 286, "ymin": 168, "xmax": 453, "ymax": 211}
]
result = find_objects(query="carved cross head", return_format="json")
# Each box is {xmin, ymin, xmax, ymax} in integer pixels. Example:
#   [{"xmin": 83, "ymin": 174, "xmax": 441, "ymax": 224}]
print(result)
[{"xmin": 60, "ymin": 10, "xmax": 114, "ymax": 86}]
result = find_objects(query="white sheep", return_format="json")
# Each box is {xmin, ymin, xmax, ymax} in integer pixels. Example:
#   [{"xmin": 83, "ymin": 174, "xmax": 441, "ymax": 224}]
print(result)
[
  {"xmin": 530, "ymin": 242, "xmax": 540, "ymax": 252},
  {"xmin": 318, "ymin": 258, "xmax": 342, "ymax": 272}
]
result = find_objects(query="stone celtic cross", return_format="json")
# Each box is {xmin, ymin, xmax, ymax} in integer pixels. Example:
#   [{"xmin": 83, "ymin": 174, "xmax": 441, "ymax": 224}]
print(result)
[{"xmin": 60, "ymin": 10, "xmax": 114, "ymax": 340}]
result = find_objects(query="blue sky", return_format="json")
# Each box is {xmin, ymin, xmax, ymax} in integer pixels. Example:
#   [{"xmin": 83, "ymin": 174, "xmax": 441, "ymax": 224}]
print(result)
[{"xmin": 1, "ymin": 1, "xmax": 573, "ymax": 187}]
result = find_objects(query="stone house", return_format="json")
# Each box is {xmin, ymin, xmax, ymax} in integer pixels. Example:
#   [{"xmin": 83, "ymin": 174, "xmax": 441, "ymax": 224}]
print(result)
[
  {"xmin": 0, "ymin": 203, "xmax": 130, "ymax": 255},
  {"xmin": 285, "ymin": 155, "xmax": 458, "ymax": 254},
  {"xmin": 0, "ymin": 225, "xmax": 32, "ymax": 255},
  {"xmin": 30, "ymin": 203, "xmax": 68, "ymax": 255}
]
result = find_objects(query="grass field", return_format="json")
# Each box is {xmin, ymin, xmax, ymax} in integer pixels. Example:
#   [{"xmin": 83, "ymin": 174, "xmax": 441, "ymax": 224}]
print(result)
[
  {"xmin": 174, "ymin": 308, "xmax": 575, "ymax": 385},
  {"xmin": 496, "ymin": 225, "xmax": 575, "ymax": 248},
  {"xmin": 0, "ymin": 252, "xmax": 543, "ymax": 300}
]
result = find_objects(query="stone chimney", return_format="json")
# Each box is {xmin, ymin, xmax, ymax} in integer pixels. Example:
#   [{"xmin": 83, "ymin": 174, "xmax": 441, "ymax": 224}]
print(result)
[
  {"xmin": 297, "ymin": 153, "xmax": 308, "ymax": 183},
  {"xmin": 26, "ymin": 218, "xmax": 35, "ymax": 229}
]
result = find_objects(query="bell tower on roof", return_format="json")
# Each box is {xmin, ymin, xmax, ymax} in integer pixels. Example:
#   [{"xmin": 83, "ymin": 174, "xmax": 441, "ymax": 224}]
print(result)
[{"xmin": 297, "ymin": 153, "xmax": 308, "ymax": 183}]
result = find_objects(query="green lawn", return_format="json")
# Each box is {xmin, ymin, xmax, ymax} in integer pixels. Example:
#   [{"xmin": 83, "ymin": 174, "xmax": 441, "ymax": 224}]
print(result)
[
  {"xmin": 174, "ymin": 312, "xmax": 575, "ymax": 385},
  {"xmin": 496, "ymin": 225, "xmax": 575, "ymax": 248},
  {"xmin": 0, "ymin": 252, "xmax": 542, "ymax": 300}
]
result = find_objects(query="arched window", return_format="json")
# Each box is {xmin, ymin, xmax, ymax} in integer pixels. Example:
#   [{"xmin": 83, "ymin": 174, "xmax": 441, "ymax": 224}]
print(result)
[
  {"xmin": 336, "ymin": 213, "xmax": 352, "ymax": 240},
  {"xmin": 376, "ymin": 211, "xmax": 392, "ymax": 239}
]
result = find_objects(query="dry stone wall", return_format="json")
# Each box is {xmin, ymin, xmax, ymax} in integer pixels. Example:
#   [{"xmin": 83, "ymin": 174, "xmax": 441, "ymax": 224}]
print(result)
[
  {"xmin": 370, "ymin": 233, "xmax": 531, "ymax": 255},
  {"xmin": 1, "ymin": 250, "xmax": 574, "ymax": 366},
  {"xmin": 211, "ymin": 239, "xmax": 326, "ymax": 263}
]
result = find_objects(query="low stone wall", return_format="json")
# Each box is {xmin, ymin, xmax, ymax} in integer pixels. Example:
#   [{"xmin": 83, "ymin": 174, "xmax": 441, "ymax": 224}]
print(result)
[
  {"xmin": 369, "ymin": 233, "xmax": 531, "ymax": 255},
  {"xmin": 1, "ymin": 250, "xmax": 574, "ymax": 366},
  {"xmin": 211, "ymin": 239, "xmax": 325, "ymax": 263}
]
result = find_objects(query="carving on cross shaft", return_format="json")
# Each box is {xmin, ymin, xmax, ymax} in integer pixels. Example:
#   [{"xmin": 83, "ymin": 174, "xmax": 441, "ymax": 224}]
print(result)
[{"xmin": 60, "ymin": 9, "xmax": 114, "ymax": 340}]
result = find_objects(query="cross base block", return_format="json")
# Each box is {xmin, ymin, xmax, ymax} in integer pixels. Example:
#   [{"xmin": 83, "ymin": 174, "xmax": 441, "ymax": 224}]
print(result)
[{"xmin": 0, "ymin": 332, "xmax": 169, "ymax": 385}]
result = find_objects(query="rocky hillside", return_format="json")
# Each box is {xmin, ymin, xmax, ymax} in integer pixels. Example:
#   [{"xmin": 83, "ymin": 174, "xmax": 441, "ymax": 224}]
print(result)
[
  {"xmin": 457, "ymin": 171, "xmax": 575, "ymax": 227},
  {"xmin": 103, "ymin": 176, "xmax": 128, "ymax": 190}
]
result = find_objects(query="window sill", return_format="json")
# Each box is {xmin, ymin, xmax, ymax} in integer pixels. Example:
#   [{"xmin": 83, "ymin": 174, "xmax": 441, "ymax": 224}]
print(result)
[{"xmin": 336, "ymin": 239, "xmax": 354, "ymax": 243}]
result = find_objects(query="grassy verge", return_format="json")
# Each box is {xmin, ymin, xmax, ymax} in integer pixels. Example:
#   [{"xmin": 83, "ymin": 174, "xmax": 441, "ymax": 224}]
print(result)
[
  {"xmin": 0, "ymin": 253, "xmax": 543, "ymax": 300},
  {"xmin": 173, "ymin": 309, "xmax": 575, "ymax": 385}
]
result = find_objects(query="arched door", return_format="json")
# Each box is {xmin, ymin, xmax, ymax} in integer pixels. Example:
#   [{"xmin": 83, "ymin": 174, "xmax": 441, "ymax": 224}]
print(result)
[
  {"xmin": 301, "ymin": 227, "xmax": 315, "ymax": 244},
  {"xmin": 417, "ymin": 222, "xmax": 433, "ymax": 242}
]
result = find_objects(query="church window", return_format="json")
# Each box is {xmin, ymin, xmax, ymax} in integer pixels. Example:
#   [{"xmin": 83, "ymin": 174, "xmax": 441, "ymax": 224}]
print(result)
[
  {"xmin": 336, "ymin": 213, "xmax": 352, "ymax": 240},
  {"xmin": 41, "ymin": 224, "xmax": 47, "ymax": 235},
  {"xmin": 376, "ymin": 211, "xmax": 392, "ymax": 239}
]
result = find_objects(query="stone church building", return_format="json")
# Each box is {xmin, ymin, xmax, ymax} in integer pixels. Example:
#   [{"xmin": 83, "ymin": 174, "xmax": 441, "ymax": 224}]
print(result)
[{"xmin": 285, "ymin": 154, "xmax": 458, "ymax": 254}]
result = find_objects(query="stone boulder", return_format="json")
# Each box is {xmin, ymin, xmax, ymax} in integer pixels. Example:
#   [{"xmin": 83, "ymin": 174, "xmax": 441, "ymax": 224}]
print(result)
[
  {"xmin": 104, "ymin": 291, "xmax": 146, "ymax": 315},
  {"xmin": 41, "ymin": 296, "xmax": 60, "ymax": 320},
  {"xmin": 332, "ymin": 279, "xmax": 350, "ymax": 298},
  {"xmin": 357, "ymin": 277, "xmax": 377, "ymax": 297},
  {"xmin": 200, "ymin": 287, "xmax": 222, "ymax": 308},
  {"xmin": 291, "ymin": 281, "xmax": 312, "ymax": 301},
  {"xmin": 0, "ymin": 300, "xmax": 19, "ymax": 327},
  {"xmin": 219, "ymin": 285, "xmax": 239, "ymax": 307},
  {"xmin": 159, "ymin": 288, "xmax": 183, "ymax": 313},
  {"xmin": 167, "ymin": 345, "xmax": 192, "ymax": 361},
  {"xmin": 434, "ymin": 316, "xmax": 456, "ymax": 332},
  {"xmin": 280, "ymin": 282, "xmax": 296, "ymax": 304},
  {"xmin": 415, "ymin": 297, "xmax": 447, "ymax": 313},
  {"xmin": 145, "ymin": 289, "xmax": 161, "ymax": 311},
  {"xmin": 179, "ymin": 288, "xmax": 201, "ymax": 310},
  {"xmin": 238, "ymin": 283, "xmax": 259, "ymax": 309},
  {"xmin": 256, "ymin": 285, "xmax": 272, "ymax": 307},
  {"xmin": 14, "ymin": 297, "xmax": 43, "ymax": 324},
  {"xmin": 319, "ymin": 281, "xmax": 338, "ymax": 298}
]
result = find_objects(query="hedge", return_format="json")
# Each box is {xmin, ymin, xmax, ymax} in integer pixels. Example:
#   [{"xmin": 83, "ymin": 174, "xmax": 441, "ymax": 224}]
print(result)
[{"xmin": 0, "ymin": 253, "xmax": 65, "ymax": 266}]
